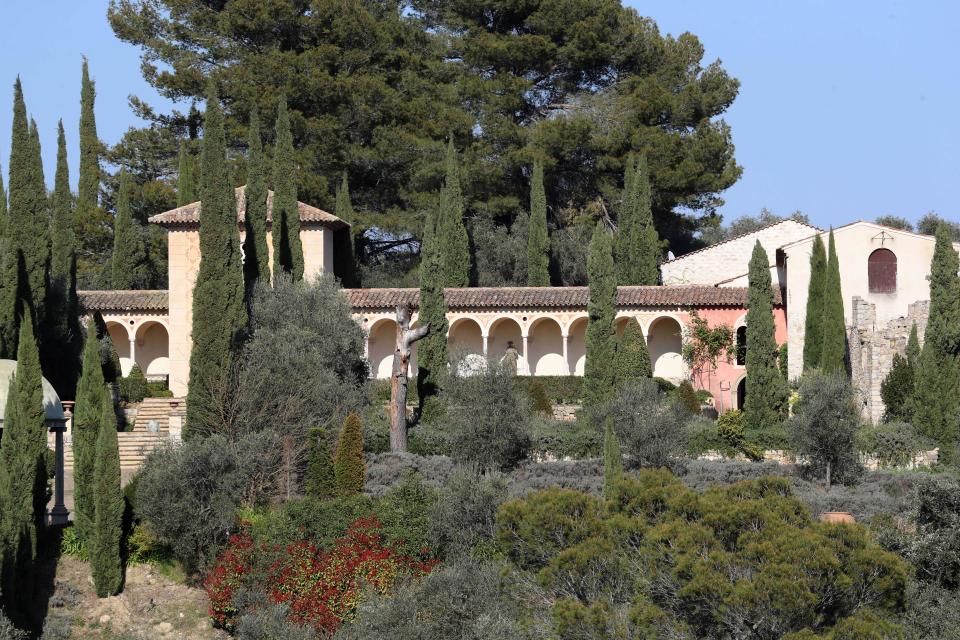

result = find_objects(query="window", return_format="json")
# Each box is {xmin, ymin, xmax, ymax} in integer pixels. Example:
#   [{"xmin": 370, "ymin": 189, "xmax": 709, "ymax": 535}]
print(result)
[
  {"xmin": 868, "ymin": 248, "xmax": 897, "ymax": 293},
  {"xmin": 735, "ymin": 326, "xmax": 747, "ymax": 365}
]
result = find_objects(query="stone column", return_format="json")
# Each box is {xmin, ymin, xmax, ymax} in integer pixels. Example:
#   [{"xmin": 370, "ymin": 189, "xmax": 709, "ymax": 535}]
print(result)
[
  {"xmin": 521, "ymin": 334, "xmax": 529, "ymax": 376},
  {"xmin": 562, "ymin": 333, "xmax": 570, "ymax": 375},
  {"xmin": 129, "ymin": 337, "xmax": 137, "ymax": 374},
  {"xmin": 62, "ymin": 400, "xmax": 75, "ymax": 444},
  {"xmin": 482, "ymin": 335, "xmax": 488, "ymax": 356},
  {"xmin": 49, "ymin": 419, "xmax": 69, "ymax": 525}
]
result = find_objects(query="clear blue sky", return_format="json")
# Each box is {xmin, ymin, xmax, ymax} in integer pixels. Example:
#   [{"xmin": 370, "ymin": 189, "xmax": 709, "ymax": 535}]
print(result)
[{"xmin": 0, "ymin": 1, "xmax": 957, "ymax": 230}]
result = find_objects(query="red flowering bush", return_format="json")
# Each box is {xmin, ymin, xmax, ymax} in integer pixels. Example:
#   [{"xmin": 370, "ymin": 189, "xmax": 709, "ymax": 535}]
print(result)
[{"xmin": 204, "ymin": 516, "xmax": 436, "ymax": 634}]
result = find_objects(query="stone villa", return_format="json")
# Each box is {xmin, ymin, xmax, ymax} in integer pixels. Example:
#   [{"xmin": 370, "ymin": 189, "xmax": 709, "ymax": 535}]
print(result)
[{"xmin": 79, "ymin": 192, "xmax": 950, "ymax": 422}]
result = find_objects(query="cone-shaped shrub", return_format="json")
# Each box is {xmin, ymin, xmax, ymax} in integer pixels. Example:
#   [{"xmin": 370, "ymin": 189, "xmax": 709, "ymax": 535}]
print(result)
[
  {"xmin": 305, "ymin": 428, "xmax": 336, "ymax": 500},
  {"xmin": 73, "ymin": 319, "xmax": 105, "ymax": 544},
  {"xmin": 802, "ymin": 234, "xmax": 826, "ymax": 370},
  {"xmin": 676, "ymin": 380, "xmax": 701, "ymax": 414},
  {"xmin": 527, "ymin": 161, "xmax": 549, "ymax": 286},
  {"xmin": 333, "ymin": 413, "xmax": 365, "ymax": 496},
  {"xmin": 583, "ymin": 223, "xmax": 617, "ymax": 409},
  {"xmin": 91, "ymin": 389, "xmax": 123, "ymax": 597},
  {"xmin": 613, "ymin": 319, "xmax": 652, "ymax": 385}
]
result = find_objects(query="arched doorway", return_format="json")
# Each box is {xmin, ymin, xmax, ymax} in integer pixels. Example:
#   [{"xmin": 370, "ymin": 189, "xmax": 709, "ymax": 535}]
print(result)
[
  {"xmin": 648, "ymin": 316, "xmax": 684, "ymax": 382},
  {"xmin": 736, "ymin": 376, "xmax": 747, "ymax": 410},
  {"xmin": 135, "ymin": 321, "xmax": 170, "ymax": 380},
  {"xmin": 527, "ymin": 318, "xmax": 565, "ymax": 376},
  {"xmin": 106, "ymin": 322, "xmax": 132, "ymax": 376},
  {"xmin": 567, "ymin": 317, "xmax": 588, "ymax": 375},
  {"xmin": 367, "ymin": 319, "xmax": 397, "ymax": 379},
  {"xmin": 489, "ymin": 317, "xmax": 526, "ymax": 374}
]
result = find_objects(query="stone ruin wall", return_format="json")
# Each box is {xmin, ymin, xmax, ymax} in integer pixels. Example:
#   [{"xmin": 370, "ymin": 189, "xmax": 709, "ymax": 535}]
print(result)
[{"xmin": 848, "ymin": 296, "xmax": 928, "ymax": 424}]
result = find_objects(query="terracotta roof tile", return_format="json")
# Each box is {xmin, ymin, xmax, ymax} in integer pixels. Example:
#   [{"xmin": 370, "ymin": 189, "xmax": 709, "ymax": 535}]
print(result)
[
  {"xmin": 149, "ymin": 186, "xmax": 348, "ymax": 230},
  {"xmin": 346, "ymin": 285, "xmax": 780, "ymax": 310},
  {"xmin": 78, "ymin": 290, "xmax": 169, "ymax": 312}
]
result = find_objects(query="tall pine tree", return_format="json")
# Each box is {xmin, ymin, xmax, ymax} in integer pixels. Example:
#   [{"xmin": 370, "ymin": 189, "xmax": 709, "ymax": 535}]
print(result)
[
  {"xmin": 526, "ymin": 161, "xmax": 549, "ymax": 286},
  {"xmin": 185, "ymin": 85, "xmax": 247, "ymax": 437},
  {"xmin": 416, "ymin": 207, "xmax": 449, "ymax": 419},
  {"xmin": 111, "ymin": 170, "xmax": 151, "ymax": 289},
  {"xmin": 91, "ymin": 389, "xmax": 123, "ymax": 597},
  {"xmin": 583, "ymin": 223, "xmax": 617, "ymax": 409},
  {"xmin": 176, "ymin": 142, "xmax": 195, "ymax": 206},
  {"xmin": 913, "ymin": 223, "xmax": 960, "ymax": 461},
  {"xmin": 743, "ymin": 241, "xmax": 787, "ymax": 434},
  {"xmin": 243, "ymin": 107, "xmax": 270, "ymax": 296},
  {"xmin": 73, "ymin": 319, "xmax": 104, "ymax": 545},
  {"xmin": 802, "ymin": 234, "xmax": 827, "ymax": 370},
  {"xmin": 819, "ymin": 230, "xmax": 846, "ymax": 374},
  {"xmin": 616, "ymin": 154, "xmax": 659, "ymax": 285},
  {"xmin": 437, "ymin": 136, "xmax": 470, "ymax": 287},
  {"xmin": 76, "ymin": 60, "xmax": 110, "ymax": 279},
  {"xmin": 271, "ymin": 97, "xmax": 303, "ymax": 281}
]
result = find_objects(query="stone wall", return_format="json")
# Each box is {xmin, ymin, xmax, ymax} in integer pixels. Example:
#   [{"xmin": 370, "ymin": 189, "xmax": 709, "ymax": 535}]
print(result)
[{"xmin": 848, "ymin": 296, "xmax": 928, "ymax": 424}]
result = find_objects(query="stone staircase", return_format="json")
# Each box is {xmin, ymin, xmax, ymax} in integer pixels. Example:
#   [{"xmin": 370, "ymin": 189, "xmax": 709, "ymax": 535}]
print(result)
[
  {"xmin": 132, "ymin": 397, "xmax": 172, "ymax": 433},
  {"xmin": 63, "ymin": 398, "xmax": 177, "ymax": 470}
]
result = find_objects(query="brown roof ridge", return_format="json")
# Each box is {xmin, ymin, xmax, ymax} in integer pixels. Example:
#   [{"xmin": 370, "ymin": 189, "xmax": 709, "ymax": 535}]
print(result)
[{"xmin": 149, "ymin": 185, "xmax": 348, "ymax": 230}]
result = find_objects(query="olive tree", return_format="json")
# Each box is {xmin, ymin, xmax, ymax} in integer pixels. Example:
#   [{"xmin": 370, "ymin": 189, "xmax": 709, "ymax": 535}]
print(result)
[{"xmin": 789, "ymin": 371, "xmax": 861, "ymax": 488}]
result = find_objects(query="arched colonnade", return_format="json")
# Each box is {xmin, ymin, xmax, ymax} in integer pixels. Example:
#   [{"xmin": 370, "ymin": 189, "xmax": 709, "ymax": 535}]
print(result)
[
  {"xmin": 103, "ymin": 318, "xmax": 171, "ymax": 379},
  {"xmin": 362, "ymin": 311, "xmax": 686, "ymax": 381}
]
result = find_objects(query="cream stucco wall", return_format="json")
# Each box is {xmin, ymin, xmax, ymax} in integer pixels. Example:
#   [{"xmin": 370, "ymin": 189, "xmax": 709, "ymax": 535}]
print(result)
[
  {"xmin": 784, "ymin": 222, "xmax": 960, "ymax": 380},
  {"xmin": 661, "ymin": 220, "xmax": 817, "ymax": 288},
  {"xmin": 167, "ymin": 223, "xmax": 334, "ymax": 396}
]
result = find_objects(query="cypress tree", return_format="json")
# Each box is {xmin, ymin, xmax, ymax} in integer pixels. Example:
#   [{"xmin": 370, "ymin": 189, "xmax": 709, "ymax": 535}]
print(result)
[
  {"xmin": 305, "ymin": 428, "xmax": 336, "ymax": 500},
  {"xmin": 76, "ymin": 60, "xmax": 110, "ymax": 277},
  {"xmin": 0, "ymin": 163, "xmax": 12, "ymax": 360},
  {"xmin": 111, "ymin": 170, "xmax": 151, "ymax": 289},
  {"xmin": 583, "ymin": 223, "xmax": 617, "ymax": 409},
  {"xmin": 416, "ymin": 208, "xmax": 449, "ymax": 418},
  {"xmin": 50, "ymin": 120, "xmax": 76, "ymax": 289},
  {"xmin": 333, "ymin": 413, "xmax": 365, "ymax": 496},
  {"xmin": 176, "ymin": 142, "xmax": 195, "ymax": 206},
  {"xmin": 334, "ymin": 172, "xmax": 357, "ymax": 287},
  {"xmin": 913, "ymin": 224, "xmax": 960, "ymax": 461},
  {"xmin": 437, "ymin": 136, "xmax": 469, "ymax": 287},
  {"xmin": 0, "ymin": 309, "xmax": 46, "ymax": 569},
  {"xmin": 676, "ymin": 380, "xmax": 701, "ymax": 414},
  {"xmin": 819, "ymin": 230, "xmax": 846, "ymax": 374},
  {"xmin": 185, "ymin": 85, "xmax": 248, "ymax": 437},
  {"xmin": 8, "ymin": 81, "xmax": 49, "ymax": 323},
  {"xmin": 91, "ymin": 390, "xmax": 123, "ymax": 597},
  {"xmin": 271, "ymin": 97, "xmax": 303, "ymax": 281},
  {"xmin": 802, "ymin": 234, "xmax": 827, "ymax": 370},
  {"xmin": 906, "ymin": 322, "xmax": 920, "ymax": 366},
  {"xmin": 880, "ymin": 353, "xmax": 915, "ymax": 423},
  {"xmin": 73, "ymin": 319, "xmax": 104, "ymax": 544},
  {"xmin": 602, "ymin": 421, "xmax": 622, "ymax": 498},
  {"xmin": 616, "ymin": 154, "xmax": 659, "ymax": 285},
  {"xmin": 743, "ymin": 241, "xmax": 787, "ymax": 434},
  {"xmin": 526, "ymin": 161, "xmax": 550, "ymax": 286},
  {"xmin": 613, "ymin": 318, "xmax": 652, "ymax": 385},
  {"xmin": 243, "ymin": 108, "xmax": 270, "ymax": 296}
]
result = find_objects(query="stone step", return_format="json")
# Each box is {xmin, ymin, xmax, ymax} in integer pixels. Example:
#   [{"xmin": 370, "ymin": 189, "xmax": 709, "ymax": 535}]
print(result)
[{"xmin": 63, "ymin": 432, "xmax": 170, "ymax": 469}]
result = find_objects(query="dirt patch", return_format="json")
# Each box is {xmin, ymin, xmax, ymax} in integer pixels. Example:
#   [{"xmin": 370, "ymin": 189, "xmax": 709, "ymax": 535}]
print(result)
[{"xmin": 41, "ymin": 556, "xmax": 227, "ymax": 640}]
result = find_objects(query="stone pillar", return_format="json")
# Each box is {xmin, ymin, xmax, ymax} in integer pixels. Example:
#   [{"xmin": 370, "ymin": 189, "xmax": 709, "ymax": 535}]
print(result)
[
  {"xmin": 562, "ymin": 333, "xmax": 570, "ymax": 375},
  {"xmin": 129, "ymin": 338, "xmax": 137, "ymax": 374},
  {"xmin": 168, "ymin": 399, "xmax": 185, "ymax": 442},
  {"xmin": 482, "ymin": 335, "xmax": 489, "ymax": 356},
  {"xmin": 521, "ymin": 334, "xmax": 529, "ymax": 376},
  {"xmin": 49, "ymin": 419, "xmax": 69, "ymax": 525},
  {"xmin": 62, "ymin": 400, "xmax": 74, "ymax": 444}
]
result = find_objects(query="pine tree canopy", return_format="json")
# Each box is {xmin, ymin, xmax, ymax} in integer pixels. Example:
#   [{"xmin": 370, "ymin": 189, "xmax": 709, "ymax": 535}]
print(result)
[
  {"xmin": 111, "ymin": 169, "xmax": 151, "ymax": 289},
  {"xmin": 913, "ymin": 223, "xmax": 960, "ymax": 461},
  {"xmin": 108, "ymin": 0, "xmax": 741, "ymax": 282},
  {"xmin": 271, "ymin": 96, "xmax": 303, "ymax": 281},
  {"xmin": 437, "ymin": 136, "xmax": 470, "ymax": 287},
  {"xmin": 527, "ymin": 161, "xmax": 550, "ymax": 286},
  {"xmin": 743, "ymin": 241, "xmax": 786, "ymax": 435},
  {"xmin": 583, "ymin": 223, "xmax": 617, "ymax": 409},
  {"xmin": 819, "ymin": 230, "xmax": 847, "ymax": 374},
  {"xmin": 185, "ymin": 84, "xmax": 247, "ymax": 437},
  {"xmin": 243, "ymin": 108, "xmax": 270, "ymax": 294},
  {"xmin": 802, "ymin": 234, "xmax": 826, "ymax": 370},
  {"xmin": 616, "ymin": 153, "xmax": 659, "ymax": 285}
]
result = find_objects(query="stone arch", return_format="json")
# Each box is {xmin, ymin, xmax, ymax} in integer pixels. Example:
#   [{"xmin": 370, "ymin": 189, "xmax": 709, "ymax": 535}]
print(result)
[
  {"xmin": 105, "ymin": 321, "xmax": 133, "ymax": 376},
  {"xmin": 527, "ymin": 317, "xmax": 565, "ymax": 376},
  {"xmin": 448, "ymin": 317, "xmax": 484, "ymax": 357},
  {"xmin": 134, "ymin": 321, "xmax": 170, "ymax": 379},
  {"xmin": 489, "ymin": 317, "xmax": 526, "ymax": 374},
  {"xmin": 566, "ymin": 316, "xmax": 588, "ymax": 376},
  {"xmin": 367, "ymin": 318, "xmax": 397, "ymax": 380},
  {"xmin": 648, "ymin": 315, "xmax": 684, "ymax": 382}
]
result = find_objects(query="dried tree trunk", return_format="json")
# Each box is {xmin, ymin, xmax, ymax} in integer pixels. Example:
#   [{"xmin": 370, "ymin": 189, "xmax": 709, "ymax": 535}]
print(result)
[{"xmin": 390, "ymin": 303, "xmax": 430, "ymax": 452}]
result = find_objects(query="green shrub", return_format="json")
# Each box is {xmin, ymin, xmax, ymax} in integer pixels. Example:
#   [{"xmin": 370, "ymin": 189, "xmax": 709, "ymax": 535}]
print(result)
[
  {"xmin": 305, "ymin": 428, "xmax": 336, "ymax": 499},
  {"xmin": 119, "ymin": 364, "xmax": 148, "ymax": 403},
  {"xmin": 530, "ymin": 419, "xmax": 601, "ymax": 459},
  {"xmin": 430, "ymin": 467, "xmax": 508, "ymax": 559},
  {"xmin": 695, "ymin": 389, "xmax": 713, "ymax": 404},
  {"xmin": 145, "ymin": 381, "xmax": 174, "ymax": 398},
  {"xmin": 789, "ymin": 372, "xmax": 862, "ymax": 487},
  {"xmin": 60, "ymin": 525, "xmax": 88, "ymax": 560},
  {"xmin": 526, "ymin": 380, "xmax": 553, "ymax": 416},
  {"xmin": 716, "ymin": 409, "xmax": 764, "ymax": 461},
  {"xmin": 517, "ymin": 376, "xmax": 583, "ymax": 404},
  {"xmin": 334, "ymin": 413, "xmax": 365, "ymax": 496},
  {"xmin": 857, "ymin": 422, "xmax": 932, "ymax": 468},
  {"xmin": 674, "ymin": 380, "xmax": 701, "ymax": 414}
]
